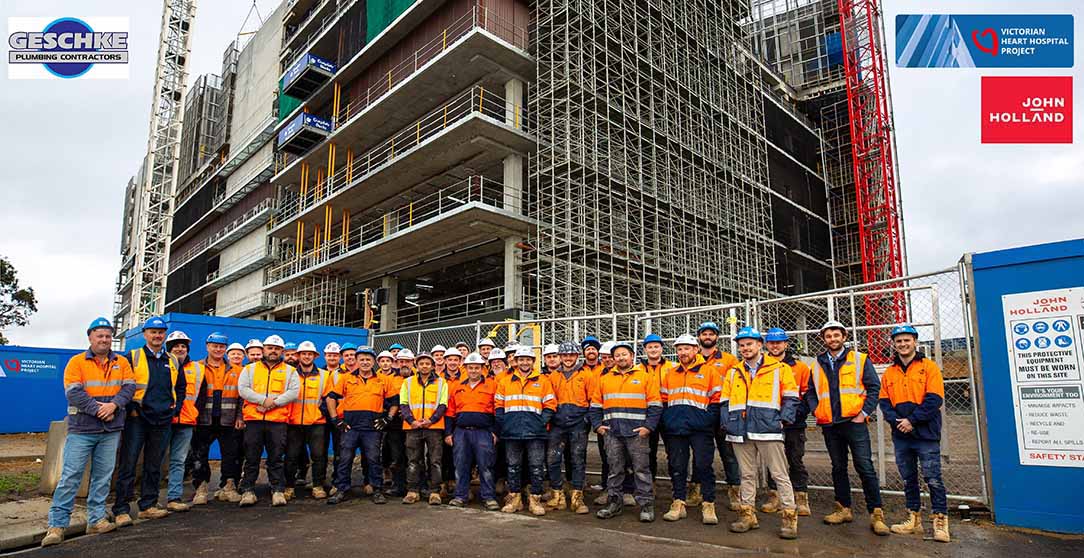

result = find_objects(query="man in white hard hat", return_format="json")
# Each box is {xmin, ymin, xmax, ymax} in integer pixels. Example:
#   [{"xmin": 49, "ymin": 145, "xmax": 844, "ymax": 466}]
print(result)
[
  {"xmin": 599, "ymin": 341, "xmax": 616, "ymax": 371},
  {"xmin": 245, "ymin": 339, "xmax": 263, "ymax": 364},
  {"xmin": 477, "ymin": 338, "xmax": 496, "ymax": 360},
  {"xmin": 237, "ymin": 335, "xmax": 300, "ymax": 507},
  {"xmin": 322, "ymin": 341, "xmax": 344, "ymax": 490},
  {"xmin": 495, "ymin": 347, "xmax": 556, "ymax": 516},
  {"xmin": 443, "ymin": 347, "xmax": 464, "ymax": 382},
  {"xmin": 541, "ymin": 344, "xmax": 560, "ymax": 375},
  {"xmin": 285, "ymin": 341, "xmax": 333, "ymax": 500},
  {"xmin": 440, "ymin": 347, "xmax": 465, "ymax": 497},
  {"xmin": 399, "ymin": 351, "xmax": 449, "ymax": 505},
  {"xmin": 164, "ymin": 331, "xmax": 196, "ymax": 512},
  {"xmin": 431, "ymin": 345, "xmax": 447, "ymax": 376},
  {"xmin": 445, "ymin": 352, "xmax": 500, "ymax": 510}
]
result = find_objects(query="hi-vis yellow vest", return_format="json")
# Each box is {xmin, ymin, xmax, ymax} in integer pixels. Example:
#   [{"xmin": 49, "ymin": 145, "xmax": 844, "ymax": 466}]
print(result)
[
  {"xmin": 129, "ymin": 348, "xmax": 180, "ymax": 407},
  {"xmin": 811, "ymin": 350, "xmax": 868, "ymax": 425},
  {"xmin": 174, "ymin": 361, "xmax": 206, "ymax": 425}
]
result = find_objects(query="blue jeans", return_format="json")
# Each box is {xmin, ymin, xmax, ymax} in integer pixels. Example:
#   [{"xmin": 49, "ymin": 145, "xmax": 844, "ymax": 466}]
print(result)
[
  {"xmin": 165, "ymin": 425, "xmax": 194, "ymax": 502},
  {"xmin": 505, "ymin": 439, "xmax": 546, "ymax": 495},
  {"xmin": 893, "ymin": 436, "xmax": 946, "ymax": 514},
  {"xmin": 113, "ymin": 415, "xmax": 172, "ymax": 515},
  {"xmin": 49, "ymin": 431, "xmax": 121, "ymax": 528},
  {"xmin": 822, "ymin": 421, "xmax": 882, "ymax": 511},
  {"xmin": 335, "ymin": 429, "xmax": 383, "ymax": 493},
  {"xmin": 546, "ymin": 424, "xmax": 588, "ymax": 490},
  {"xmin": 714, "ymin": 429, "xmax": 741, "ymax": 485},
  {"xmin": 665, "ymin": 432, "xmax": 716, "ymax": 502},
  {"xmin": 453, "ymin": 428, "xmax": 496, "ymax": 501}
]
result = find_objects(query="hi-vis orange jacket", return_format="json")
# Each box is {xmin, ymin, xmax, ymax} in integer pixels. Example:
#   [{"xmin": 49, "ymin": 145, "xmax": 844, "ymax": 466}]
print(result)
[{"xmin": 660, "ymin": 354, "xmax": 720, "ymax": 435}]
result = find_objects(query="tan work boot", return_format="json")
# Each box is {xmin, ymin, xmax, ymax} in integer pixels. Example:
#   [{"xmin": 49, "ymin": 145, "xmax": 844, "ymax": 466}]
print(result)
[
  {"xmin": 729, "ymin": 505, "xmax": 760, "ymax": 533},
  {"xmin": 402, "ymin": 491, "xmax": 419, "ymax": 504},
  {"xmin": 114, "ymin": 513, "xmax": 133, "ymax": 528},
  {"xmin": 86, "ymin": 519, "xmax": 116, "ymax": 535},
  {"xmin": 891, "ymin": 510, "xmax": 924, "ymax": 535},
  {"xmin": 192, "ymin": 484, "xmax": 209, "ymax": 505},
  {"xmin": 138, "ymin": 507, "xmax": 170, "ymax": 520},
  {"xmin": 686, "ymin": 483, "xmax": 703, "ymax": 506},
  {"xmin": 283, "ymin": 487, "xmax": 295, "ymax": 501},
  {"xmin": 794, "ymin": 491, "xmax": 811, "ymax": 516},
  {"xmin": 271, "ymin": 492, "xmax": 287, "ymax": 507},
  {"xmin": 501, "ymin": 492, "xmax": 523, "ymax": 513},
  {"xmin": 239, "ymin": 491, "xmax": 257, "ymax": 507},
  {"xmin": 932, "ymin": 513, "xmax": 951, "ymax": 543},
  {"xmin": 823, "ymin": 501, "xmax": 853, "ymax": 524},
  {"xmin": 760, "ymin": 489, "xmax": 781, "ymax": 513},
  {"xmin": 40, "ymin": 527, "xmax": 64, "ymax": 547},
  {"xmin": 545, "ymin": 489, "xmax": 566, "ymax": 510},
  {"xmin": 701, "ymin": 502, "xmax": 719, "ymax": 525},
  {"xmin": 437, "ymin": 483, "xmax": 447, "ymax": 499},
  {"xmin": 166, "ymin": 500, "xmax": 190, "ymax": 512},
  {"xmin": 428, "ymin": 492, "xmax": 442, "ymax": 505},
  {"xmin": 663, "ymin": 499, "xmax": 687, "ymax": 521},
  {"xmin": 311, "ymin": 486, "xmax": 327, "ymax": 499},
  {"xmin": 221, "ymin": 480, "xmax": 241, "ymax": 502},
  {"xmin": 528, "ymin": 494, "xmax": 547, "ymax": 516},
  {"xmin": 622, "ymin": 493, "xmax": 636, "ymax": 507},
  {"xmin": 727, "ymin": 485, "xmax": 741, "ymax": 511},
  {"xmin": 779, "ymin": 509, "xmax": 799, "ymax": 539},
  {"xmin": 569, "ymin": 490, "xmax": 589, "ymax": 514},
  {"xmin": 594, "ymin": 492, "xmax": 609, "ymax": 506},
  {"xmin": 363, "ymin": 484, "xmax": 375, "ymax": 496},
  {"xmin": 870, "ymin": 507, "xmax": 891, "ymax": 536}
]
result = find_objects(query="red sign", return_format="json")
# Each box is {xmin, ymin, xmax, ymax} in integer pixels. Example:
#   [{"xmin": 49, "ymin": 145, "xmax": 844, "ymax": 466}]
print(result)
[{"xmin": 981, "ymin": 76, "xmax": 1072, "ymax": 144}]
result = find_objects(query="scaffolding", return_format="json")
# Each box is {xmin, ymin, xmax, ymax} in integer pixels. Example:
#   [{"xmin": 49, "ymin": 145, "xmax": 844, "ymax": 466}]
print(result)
[
  {"xmin": 527, "ymin": 0, "xmax": 776, "ymax": 335},
  {"xmin": 289, "ymin": 273, "xmax": 349, "ymax": 326}
]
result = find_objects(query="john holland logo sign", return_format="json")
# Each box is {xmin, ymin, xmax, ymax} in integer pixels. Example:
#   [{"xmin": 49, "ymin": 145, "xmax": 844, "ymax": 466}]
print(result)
[
  {"xmin": 982, "ymin": 76, "xmax": 1072, "ymax": 144},
  {"xmin": 7, "ymin": 17, "xmax": 129, "ymax": 79}
]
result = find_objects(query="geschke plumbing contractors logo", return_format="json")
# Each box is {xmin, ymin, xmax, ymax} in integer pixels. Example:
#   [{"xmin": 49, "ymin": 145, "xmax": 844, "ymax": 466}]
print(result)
[{"xmin": 7, "ymin": 17, "xmax": 129, "ymax": 79}]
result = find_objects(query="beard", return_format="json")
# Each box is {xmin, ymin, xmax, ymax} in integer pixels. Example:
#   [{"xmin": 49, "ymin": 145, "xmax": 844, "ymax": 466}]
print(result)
[{"xmin": 699, "ymin": 338, "xmax": 716, "ymax": 349}]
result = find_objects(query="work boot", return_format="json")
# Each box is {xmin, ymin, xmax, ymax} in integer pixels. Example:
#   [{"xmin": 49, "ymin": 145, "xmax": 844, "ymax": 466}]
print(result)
[
  {"xmin": 686, "ymin": 483, "xmax": 703, "ymax": 506},
  {"xmin": 570, "ymin": 490, "xmax": 589, "ymax": 514},
  {"xmin": 428, "ymin": 492, "xmax": 442, "ymax": 506},
  {"xmin": 760, "ymin": 489, "xmax": 781, "ymax": 514},
  {"xmin": 931, "ymin": 513, "xmax": 951, "ymax": 543},
  {"xmin": 595, "ymin": 497, "xmax": 623, "ymax": 519},
  {"xmin": 727, "ymin": 485, "xmax": 741, "ymax": 511},
  {"xmin": 501, "ymin": 492, "xmax": 523, "ymax": 513},
  {"xmin": 373, "ymin": 492, "xmax": 387, "ymax": 505},
  {"xmin": 639, "ymin": 502, "xmax": 655, "ymax": 523},
  {"xmin": 594, "ymin": 492, "xmax": 609, "ymax": 506},
  {"xmin": 220, "ymin": 480, "xmax": 241, "ymax": 502},
  {"xmin": 870, "ymin": 507, "xmax": 891, "ymax": 536},
  {"xmin": 779, "ymin": 509, "xmax": 799, "ymax": 539},
  {"xmin": 283, "ymin": 487, "xmax": 295, "ymax": 501},
  {"xmin": 402, "ymin": 491, "xmax": 419, "ymax": 504},
  {"xmin": 663, "ymin": 499, "xmax": 687, "ymax": 522},
  {"xmin": 327, "ymin": 492, "xmax": 347, "ymax": 505},
  {"xmin": 437, "ymin": 483, "xmax": 448, "ymax": 499},
  {"xmin": 114, "ymin": 513, "xmax": 133, "ymax": 528},
  {"xmin": 545, "ymin": 489, "xmax": 566, "ymax": 510},
  {"xmin": 312, "ymin": 486, "xmax": 328, "ymax": 500},
  {"xmin": 271, "ymin": 492, "xmax": 287, "ymax": 507},
  {"xmin": 239, "ymin": 492, "xmax": 257, "ymax": 507},
  {"xmin": 729, "ymin": 505, "xmax": 760, "ymax": 533},
  {"xmin": 701, "ymin": 502, "xmax": 718, "ymax": 525},
  {"xmin": 86, "ymin": 518, "xmax": 116, "ymax": 535},
  {"xmin": 192, "ymin": 484, "xmax": 209, "ymax": 506},
  {"xmin": 138, "ymin": 507, "xmax": 170, "ymax": 520},
  {"xmin": 448, "ymin": 497, "xmax": 466, "ymax": 507},
  {"xmin": 329, "ymin": 486, "xmax": 338, "ymax": 497},
  {"xmin": 528, "ymin": 494, "xmax": 547, "ymax": 516},
  {"xmin": 484, "ymin": 499, "xmax": 501, "ymax": 511},
  {"xmin": 363, "ymin": 484, "xmax": 374, "ymax": 496},
  {"xmin": 891, "ymin": 510, "xmax": 924, "ymax": 535},
  {"xmin": 823, "ymin": 502, "xmax": 853, "ymax": 524},
  {"xmin": 622, "ymin": 493, "xmax": 636, "ymax": 507},
  {"xmin": 794, "ymin": 491, "xmax": 811, "ymax": 516},
  {"xmin": 40, "ymin": 527, "xmax": 64, "ymax": 547},
  {"xmin": 166, "ymin": 500, "xmax": 190, "ymax": 512}
]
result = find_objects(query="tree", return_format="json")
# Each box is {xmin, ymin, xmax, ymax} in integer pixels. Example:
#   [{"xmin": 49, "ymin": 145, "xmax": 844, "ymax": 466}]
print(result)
[{"xmin": 0, "ymin": 256, "xmax": 38, "ymax": 345}]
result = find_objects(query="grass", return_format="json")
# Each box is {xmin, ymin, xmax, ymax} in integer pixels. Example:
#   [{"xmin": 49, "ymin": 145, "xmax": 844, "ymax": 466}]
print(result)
[{"xmin": 0, "ymin": 471, "xmax": 40, "ymax": 495}]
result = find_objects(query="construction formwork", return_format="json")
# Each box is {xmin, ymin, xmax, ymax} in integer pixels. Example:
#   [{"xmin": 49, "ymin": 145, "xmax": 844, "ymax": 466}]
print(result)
[{"xmin": 527, "ymin": 0, "xmax": 777, "ymax": 330}]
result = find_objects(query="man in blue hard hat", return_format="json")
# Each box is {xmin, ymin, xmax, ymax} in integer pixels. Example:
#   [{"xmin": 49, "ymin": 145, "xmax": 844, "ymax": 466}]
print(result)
[
  {"xmin": 761, "ymin": 327, "xmax": 813, "ymax": 517},
  {"xmin": 696, "ymin": 320, "xmax": 742, "ymax": 510},
  {"xmin": 640, "ymin": 333, "xmax": 672, "ymax": 482}
]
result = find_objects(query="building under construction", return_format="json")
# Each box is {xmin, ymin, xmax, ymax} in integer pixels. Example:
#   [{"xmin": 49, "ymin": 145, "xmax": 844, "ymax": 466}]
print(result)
[{"xmin": 116, "ymin": 0, "xmax": 902, "ymax": 335}]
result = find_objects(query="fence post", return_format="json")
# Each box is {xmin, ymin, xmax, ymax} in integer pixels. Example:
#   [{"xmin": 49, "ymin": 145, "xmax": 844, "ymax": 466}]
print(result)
[
  {"xmin": 416, "ymin": 332, "xmax": 422, "ymax": 353},
  {"xmin": 730, "ymin": 306, "xmax": 739, "ymax": 354},
  {"xmin": 959, "ymin": 260, "xmax": 990, "ymax": 505},
  {"xmin": 611, "ymin": 315, "xmax": 618, "ymax": 342},
  {"xmin": 573, "ymin": 320, "xmax": 580, "ymax": 344},
  {"xmin": 475, "ymin": 321, "xmax": 482, "ymax": 345}
]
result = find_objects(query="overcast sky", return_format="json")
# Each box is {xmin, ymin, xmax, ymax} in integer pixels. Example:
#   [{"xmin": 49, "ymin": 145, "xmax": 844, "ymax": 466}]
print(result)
[{"xmin": 1, "ymin": 0, "xmax": 1081, "ymax": 348}]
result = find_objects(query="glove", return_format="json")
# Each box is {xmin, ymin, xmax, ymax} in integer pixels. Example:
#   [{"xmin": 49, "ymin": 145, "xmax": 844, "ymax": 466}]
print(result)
[
  {"xmin": 335, "ymin": 419, "xmax": 349, "ymax": 431},
  {"xmin": 372, "ymin": 416, "xmax": 389, "ymax": 431}
]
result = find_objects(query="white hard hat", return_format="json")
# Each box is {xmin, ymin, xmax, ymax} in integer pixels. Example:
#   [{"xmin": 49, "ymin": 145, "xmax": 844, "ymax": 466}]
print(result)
[
  {"xmin": 377, "ymin": 350, "xmax": 394, "ymax": 360},
  {"xmin": 324, "ymin": 342, "xmax": 341, "ymax": 353},
  {"xmin": 263, "ymin": 335, "xmax": 285, "ymax": 348},
  {"xmin": 396, "ymin": 348, "xmax": 415, "ymax": 360},
  {"xmin": 444, "ymin": 347, "xmax": 463, "ymax": 358},
  {"xmin": 227, "ymin": 343, "xmax": 245, "ymax": 352},
  {"xmin": 464, "ymin": 352, "xmax": 486, "ymax": 365},
  {"xmin": 166, "ymin": 330, "xmax": 191, "ymax": 344},
  {"xmin": 674, "ymin": 334, "xmax": 698, "ymax": 347},
  {"xmin": 542, "ymin": 344, "xmax": 559, "ymax": 356},
  {"xmin": 487, "ymin": 348, "xmax": 506, "ymax": 361},
  {"xmin": 297, "ymin": 341, "xmax": 318, "ymax": 353},
  {"xmin": 245, "ymin": 338, "xmax": 264, "ymax": 350},
  {"xmin": 477, "ymin": 338, "xmax": 497, "ymax": 348},
  {"xmin": 431, "ymin": 344, "xmax": 447, "ymax": 354},
  {"xmin": 819, "ymin": 320, "xmax": 847, "ymax": 334},
  {"xmin": 599, "ymin": 341, "xmax": 615, "ymax": 355},
  {"xmin": 514, "ymin": 346, "xmax": 535, "ymax": 359}
]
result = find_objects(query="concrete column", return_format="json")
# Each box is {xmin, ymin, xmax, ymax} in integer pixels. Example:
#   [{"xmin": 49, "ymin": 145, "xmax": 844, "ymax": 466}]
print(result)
[
  {"xmin": 504, "ymin": 78, "xmax": 524, "ymax": 128},
  {"xmin": 379, "ymin": 276, "xmax": 399, "ymax": 332},
  {"xmin": 504, "ymin": 236, "xmax": 523, "ymax": 310},
  {"xmin": 502, "ymin": 154, "xmax": 523, "ymax": 213}
]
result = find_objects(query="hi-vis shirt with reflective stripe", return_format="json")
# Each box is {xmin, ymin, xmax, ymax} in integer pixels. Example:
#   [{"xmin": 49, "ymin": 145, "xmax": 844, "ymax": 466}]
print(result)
[
  {"xmin": 400, "ymin": 374, "xmax": 448, "ymax": 430},
  {"xmin": 660, "ymin": 355, "xmax": 721, "ymax": 435},
  {"xmin": 241, "ymin": 361, "xmax": 295, "ymax": 423},
  {"xmin": 129, "ymin": 348, "xmax": 180, "ymax": 406},
  {"xmin": 199, "ymin": 362, "xmax": 240, "ymax": 426},
  {"xmin": 64, "ymin": 350, "xmax": 136, "ymax": 434},
  {"xmin": 173, "ymin": 361, "xmax": 206, "ymax": 425},
  {"xmin": 589, "ymin": 365, "xmax": 662, "ymax": 437},
  {"xmin": 720, "ymin": 355, "xmax": 799, "ymax": 443},
  {"xmin": 495, "ymin": 371, "xmax": 556, "ymax": 439},
  {"xmin": 811, "ymin": 350, "xmax": 868, "ymax": 425},
  {"xmin": 289, "ymin": 368, "xmax": 332, "ymax": 425},
  {"xmin": 642, "ymin": 359, "xmax": 674, "ymax": 387}
]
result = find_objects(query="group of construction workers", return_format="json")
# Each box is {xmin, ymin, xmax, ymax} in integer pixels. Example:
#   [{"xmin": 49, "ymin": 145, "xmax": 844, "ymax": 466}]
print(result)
[{"xmin": 44, "ymin": 315, "xmax": 950, "ymax": 546}]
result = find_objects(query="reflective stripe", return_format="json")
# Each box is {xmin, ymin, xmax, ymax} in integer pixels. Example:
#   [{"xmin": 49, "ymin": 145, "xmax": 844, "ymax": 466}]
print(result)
[
  {"xmin": 783, "ymin": 390, "xmax": 799, "ymax": 398},
  {"xmin": 659, "ymin": 387, "xmax": 670, "ymax": 394},
  {"xmin": 647, "ymin": 401, "xmax": 662, "ymax": 407},
  {"xmin": 134, "ymin": 383, "xmax": 148, "ymax": 390},
  {"xmin": 668, "ymin": 386, "xmax": 708, "ymax": 397},
  {"xmin": 747, "ymin": 399, "xmax": 779, "ymax": 410},
  {"xmin": 840, "ymin": 387, "xmax": 866, "ymax": 395},
  {"xmin": 725, "ymin": 434, "xmax": 744, "ymax": 443},
  {"xmin": 493, "ymin": 394, "xmax": 505, "ymax": 401},
  {"xmin": 542, "ymin": 394, "xmax": 556, "ymax": 402},
  {"xmin": 604, "ymin": 411, "xmax": 646, "ymax": 421},
  {"xmin": 83, "ymin": 380, "xmax": 125, "ymax": 387},
  {"xmin": 668, "ymin": 398, "xmax": 707, "ymax": 410},
  {"xmin": 709, "ymin": 386, "xmax": 722, "ymax": 395},
  {"xmin": 504, "ymin": 394, "xmax": 542, "ymax": 403},
  {"xmin": 729, "ymin": 403, "xmax": 747, "ymax": 412},
  {"xmin": 65, "ymin": 383, "xmax": 84, "ymax": 392},
  {"xmin": 505, "ymin": 405, "xmax": 542, "ymax": 414},
  {"xmin": 747, "ymin": 432, "xmax": 784, "ymax": 441},
  {"xmin": 299, "ymin": 398, "xmax": 324, "ymax": 405},
  {"xmin": 589, "ymin": 403, "xmax": 603, "ymax": 408},
  {"xmin": 220, "ymin": 403, "xmax": 237, "ymax": 409},
  {"xmin": 603, "ymin": 392, "xmax": 646, "ymax": 401}
]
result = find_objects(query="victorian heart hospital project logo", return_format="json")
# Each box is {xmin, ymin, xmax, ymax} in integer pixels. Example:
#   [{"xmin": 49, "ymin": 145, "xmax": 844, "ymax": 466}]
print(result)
[
  {"xmin": 896, "ymin": 14, "xmax": 1073, "ymax": 68},
  {"xmin": 7, "ymin": 17, "xmax": 129, "ymax": 79},
  {"xmin": 982, "ymin": 76, "xmax": 1072, "ymax": 144}
]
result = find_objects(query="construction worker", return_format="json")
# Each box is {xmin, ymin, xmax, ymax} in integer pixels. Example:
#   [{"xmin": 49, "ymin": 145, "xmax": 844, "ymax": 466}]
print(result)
[
  {"xmin": 326, "ymin": 342, "xmax": 357, "ymax": 495},
  {"xmin": 541, "ymin": 344, "xmax": 560, "ymax": 374},
  {"xmin": 660, "ymin": 334, "xmax": 720, "ymax": 525},
  {"xmin": 440, "ymin": 347, "xmax": 465, "ymax": 495},
  {"xmin": 804, "ymin": 321, "xmax": 890, "ymax": 535},
  {"xmin": 190, "ymin": 336, "xmax": 243, "ymax": 506},
  {"xmin": 283, "ymin": 341, "xmax": 299, "ymax": 367},
  {"xmin": 599, "ymin": 341, "xmax": 616, "ymax": 370},
  {"xmin": 486, "ymin": 348, "xmax": 507, "ymax": 376},
  {"xmin": 640, "ymin": 333, "xmax": 673, "ymax": 483},
  {"xmin": 42, "ymin": 318, "xmax": 135, "ymax": 547},
  {"xmin": 284, "ymin": 341, "xmax": 332, "ymax": 500},
  {"xmin": 454, "ymin": 341, "xmax": 472, "ymax": 359},
  {"xmin": 389, "ymin": 343, "xmax": 405, "ymax": 359},
  {"xmin": 544, "ymin": 340, "xmax": 591, "ymax": 514},
  {"xmin": 237, "ymin": 335, "xmax": 300, "ymax": 507},
  {"xmin": 326, "ymin": 347, "xmax": 396, "ymax": 504},
  {"xmin": 579, "ymin": 336, "xmax": 608, "ymax": 500},
  {"xmin": 443, "ymin": 347, "xmax": 463, "ymax": 381},
  {"xmin": 495, "ymin": 347, "xmax": 557, "ymax": 515},
  {"xmin": 445, "ymin": 352, "xmax": 500, "ymax": 510},
  {"xmin": 245, "ymin": 338, "xmax": 263, "ymax": 363},
  {"xmin": 880, "ymin": 324, "xmax": 950, "ymax": 543},
  {"xmin": 227, "ymin": 342, "xmax": 248, "ymax": 495},
  {"xmin": 383, "ymin": 353, "xmax": 413, "ymax": 497},
  {"xmin": 399, "ymin": 351, "xmax": 448, "ymax": 504},
  {"xmin": 112, "ymin": 317, "xmax": 184, "ymax": 526},
  {"xmin": 590, "ymin": 341, "xmax": 661, "ymax": 522},
  {"xmin": 477, "ymin": 337, "xmax": 496, "ymax": 360},
  {"xmin": 431, "ymin": 345, "xmax": 447, "ymax": 376},
  {"xmin": 486, "ymin": 347, "xmax": 510, "ymax": 494},
  {"xmin": 163, "ymin": 330, "xmax": 201, "ymax": 513},
  {"xmin": 697, "ymin": 320, "xmax": 742, "ymax": 510},
  {"xmin": 761, "ymin": 328, "xmax": 812, "ymax": 516},
  {"xmin": 322, "ymin": 342, "xmax": 344, "ymax": 490},
  {"xmin": 721, "ymin": 327, "xmax": 800, "ymax": 539},
  {"xmin": 376, "ymin": 349, "xmax": 395, "ymax": 375}
]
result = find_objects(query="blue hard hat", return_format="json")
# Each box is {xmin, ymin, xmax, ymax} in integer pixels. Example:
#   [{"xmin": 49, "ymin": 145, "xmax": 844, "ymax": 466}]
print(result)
[
  {"xmin": 734, "ymin": 327, "xmax": 763, "ymax": 342},
  {"xmin": 142, "ymin": 316, "xmax": 167, "ymax": 331},
  {"xmin": 86, "ymin": 317, "xmax": 114, "ymax": 335},
  {"xmin": 357, "ymin": 346, "xmax": 377, "ymax": 357},
  {"xmin": 580, "ymin": 336, "xmax": 601, "ymax": 350},
  {"xmin": 389, "ymin": 343, "xmax": 405, "ymax": 350},
  {"xmin": 891, "ymin": 324, "xmax": 919, "ymax": 339},
  {"xmin": 284, "ymin": 342, "xmax": 299, "ymax": 351},
  {"xmin": 558, "ymin": 341, "xmax": 579, "ymax": 354},
  {"xmin": 764, "ymin": 328, "xmax": 788, "ymax": 342},
  {"xmin": 642, "ymin": 333, "xmax": 664, "ymax": 346},
  {"xmin": 206, "ymin": 332, "xmax": 229, "ymax": 345},
  {"xmin": 697, "ymin": 321, "xmax": 721, "ymax": 335},
  {"xmin": 340, "ymin": 342, "xmax": 358, "ymax": 353}
]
